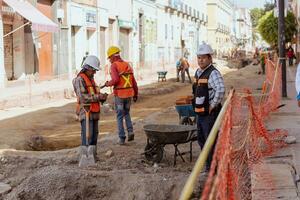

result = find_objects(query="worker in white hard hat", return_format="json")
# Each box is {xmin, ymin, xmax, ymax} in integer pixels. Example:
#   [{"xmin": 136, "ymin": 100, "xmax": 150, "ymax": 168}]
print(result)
[
  {"xmin": 72, "ymin": 55, "xmax": 108, "ymax": 159},
  {"xmin": 192, "ymin": 42, "xmax": 225, "ymax": 172}
]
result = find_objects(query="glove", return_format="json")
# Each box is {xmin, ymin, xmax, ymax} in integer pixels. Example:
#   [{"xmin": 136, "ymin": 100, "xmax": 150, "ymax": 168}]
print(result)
[{"xmin": 133, "ymin": 96, "xmax": 138, "ymax": 102}]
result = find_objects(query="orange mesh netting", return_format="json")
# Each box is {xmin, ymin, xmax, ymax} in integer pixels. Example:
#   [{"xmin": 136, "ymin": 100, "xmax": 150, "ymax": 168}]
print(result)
[{"xmin": 200, "ymin": 58, "xmax": 288, "ymax": 200}]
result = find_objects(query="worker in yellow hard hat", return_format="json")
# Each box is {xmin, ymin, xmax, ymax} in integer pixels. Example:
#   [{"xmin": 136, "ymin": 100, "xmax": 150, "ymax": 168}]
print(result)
[{"xmin": 103, "ymin": 46, "xmax": 138, "ymax": 145}]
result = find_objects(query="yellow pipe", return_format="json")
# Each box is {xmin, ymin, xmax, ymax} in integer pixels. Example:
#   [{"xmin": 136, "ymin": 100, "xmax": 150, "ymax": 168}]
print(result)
[{"xmin": 179, "ymin": 89, "xmax": 234, "ymax": 200}]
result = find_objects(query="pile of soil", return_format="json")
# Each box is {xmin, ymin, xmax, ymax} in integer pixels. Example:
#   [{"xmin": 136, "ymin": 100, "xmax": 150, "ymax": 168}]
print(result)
[{"xmin": 0, "ymin": 63, "xmax": 264, "ymax": 199}]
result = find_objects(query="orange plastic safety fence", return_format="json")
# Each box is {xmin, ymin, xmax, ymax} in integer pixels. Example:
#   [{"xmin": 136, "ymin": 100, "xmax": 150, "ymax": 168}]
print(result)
[{"xmin": 200, "ymin": 59, "xmax": 287, "ymax": 200}]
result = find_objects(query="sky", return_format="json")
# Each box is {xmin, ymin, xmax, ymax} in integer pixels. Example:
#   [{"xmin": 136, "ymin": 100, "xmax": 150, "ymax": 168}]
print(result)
[{"xmin": 235, "ymin": 0, "xmax": 273, "ymax": 9}]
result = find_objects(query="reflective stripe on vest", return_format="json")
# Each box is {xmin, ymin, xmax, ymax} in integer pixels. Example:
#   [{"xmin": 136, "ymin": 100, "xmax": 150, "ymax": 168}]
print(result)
[
  {"xmin": 77, "ymin": 73, "xmax": 100, "ymax": 113},
  {"xmin": 114, "ymin": 61, "xmax": 135, "ymax": 98}
]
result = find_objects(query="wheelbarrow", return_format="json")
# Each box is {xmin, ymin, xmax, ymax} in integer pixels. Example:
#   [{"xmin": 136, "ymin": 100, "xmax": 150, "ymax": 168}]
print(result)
[
  {"xmin": 143, "ymin": 124, "xmax": 197, "ymax": 166},
  {"xmin": 175, "ymin": 104, "xmax": 196, "ymax": 125},
  {"xmin": 157, "ymin": 71, "xmax": 168, "ymax": 82}
]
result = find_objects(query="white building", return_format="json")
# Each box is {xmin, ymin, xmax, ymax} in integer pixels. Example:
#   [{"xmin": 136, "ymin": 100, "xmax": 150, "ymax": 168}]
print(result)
[
  {"xmin": 155, "ymin": 0, "xmax": 207, "ymax": 65},
  {"xmin": 207, "ymin": 0, "xmax": 234, "ymax": 57},
  {"xmin": 234, "ymin": 7, "xmax": 253, "ymax": 53}
]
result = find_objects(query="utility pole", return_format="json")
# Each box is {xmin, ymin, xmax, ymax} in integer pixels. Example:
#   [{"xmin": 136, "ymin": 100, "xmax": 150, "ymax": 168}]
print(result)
[{"xmin": 278, "ymin": 0, "xmax": 287, "ymax": 97}]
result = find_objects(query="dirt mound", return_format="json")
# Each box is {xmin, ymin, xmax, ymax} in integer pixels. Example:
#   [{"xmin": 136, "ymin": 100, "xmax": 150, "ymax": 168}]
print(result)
[{"xmin": 4, "ymin": 165, "xmax": 187, "ymax": 200}]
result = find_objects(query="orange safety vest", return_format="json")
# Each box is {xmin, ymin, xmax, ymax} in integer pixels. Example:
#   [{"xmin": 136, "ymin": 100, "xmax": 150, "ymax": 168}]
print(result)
[
  {"xmin": 76, "ymin": 73, "xmax": 100, "ymax": 113},
  {"xmin": 114, "ymin": 61, "xmax": 135, "ymax": 98}
]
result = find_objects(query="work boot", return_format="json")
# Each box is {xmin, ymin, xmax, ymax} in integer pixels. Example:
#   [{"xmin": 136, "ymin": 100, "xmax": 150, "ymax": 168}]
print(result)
[
  {"xmin": 118, "ymin": 138, "xmax": 125, "ymax": 145},
  {"xmin": 128, "ymin": 133, "xmax": 135, "ymax": 141}
]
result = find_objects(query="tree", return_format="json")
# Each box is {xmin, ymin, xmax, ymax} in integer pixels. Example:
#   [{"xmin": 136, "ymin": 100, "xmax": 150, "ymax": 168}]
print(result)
[
  {"xmin": 250, "ymin": 8, "xmax": 265, "ymax": 27},
  {"xmin": 257, "ymin": 11, "xmax": 297, "ymax": 47},
  {"xmin": 264, "ymin": 1, "xmax": 275, "ymax": 13}
]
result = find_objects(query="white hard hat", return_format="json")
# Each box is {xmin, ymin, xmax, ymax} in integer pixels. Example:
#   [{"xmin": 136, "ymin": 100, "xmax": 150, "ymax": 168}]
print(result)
[
  {"xmin": 82, "ymin": 55, "xmax": 100, "ymax": 71},
  {"xmin": 196, "ymin": 42, "xmax": 214, "ymax": 56}
]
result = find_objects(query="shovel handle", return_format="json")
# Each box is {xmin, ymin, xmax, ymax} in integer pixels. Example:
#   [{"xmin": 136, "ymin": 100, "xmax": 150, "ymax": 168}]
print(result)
[{"xmin": 83, "ymin": 104, "xmax": 91, "ymax": 146}]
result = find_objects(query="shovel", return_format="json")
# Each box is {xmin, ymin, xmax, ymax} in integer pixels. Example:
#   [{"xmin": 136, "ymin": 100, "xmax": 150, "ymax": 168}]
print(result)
[{"xmin": 79, "ymin": 104, "xmax": 96, "ymax": 167}]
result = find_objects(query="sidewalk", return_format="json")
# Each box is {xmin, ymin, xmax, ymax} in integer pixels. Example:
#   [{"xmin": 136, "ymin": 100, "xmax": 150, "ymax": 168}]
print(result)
[{"xmin": 252, "ymin": 65, "xmax": 300, "ymax": 199}]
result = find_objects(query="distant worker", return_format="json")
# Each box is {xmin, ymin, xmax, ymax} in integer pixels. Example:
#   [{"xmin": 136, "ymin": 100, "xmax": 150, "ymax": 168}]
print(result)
[
  {"xmin": 192, "ymin": 42, "xmax": 225, "ymax": 171},
  {"xmin": 260, "ymin": 51, "xmax": 266, "ymax": 75},
  {"xmin": 81, "ymin": 51, "xmax": 89, "ymax": 67},
  {"xmin": 73, "ymin": 55, "xmax": 108, "ymax": 158},
  {"xmin": 176, "ymin": 57, "xmax": 192, "ymax": 83},
  {"xmin": 104, "ymin": 46, "xmax": 138, "ymax": 145}
]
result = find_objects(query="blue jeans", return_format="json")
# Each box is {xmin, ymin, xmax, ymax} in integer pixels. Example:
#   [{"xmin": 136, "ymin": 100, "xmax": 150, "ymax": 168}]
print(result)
[
  {"xmin": 115, "ymin": 96, "xmax": 133, "ymax": 141},
  {"xmin": 80, "ymin": 119, "xmax": 99, "ymax": 146}
]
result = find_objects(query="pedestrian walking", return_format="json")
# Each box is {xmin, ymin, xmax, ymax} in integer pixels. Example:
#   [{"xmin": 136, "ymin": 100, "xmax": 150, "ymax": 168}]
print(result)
[
  {"xmin": 192, "ymin": 42, "xmax": 225, "ymax": 171},
  {"xmin": 287, "ymin": 46, "xmax": 295, "ymax": 66},
  {"xmin": 73, "ymin": 55, "xmax": 108, "ymax": 159},
  {"xmin": 176, "ymin": 57, "xmax": 192, "ymax": 83},
  {"xmin": 104, "ymin": 46, "xmax": 138, "ymax": 145}
]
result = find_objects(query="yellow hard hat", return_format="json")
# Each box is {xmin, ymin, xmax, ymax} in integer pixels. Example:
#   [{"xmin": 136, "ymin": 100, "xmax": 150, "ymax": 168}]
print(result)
[{"xmin": 107, "ymin": 46, "xmax": 121, "ymax": 58}]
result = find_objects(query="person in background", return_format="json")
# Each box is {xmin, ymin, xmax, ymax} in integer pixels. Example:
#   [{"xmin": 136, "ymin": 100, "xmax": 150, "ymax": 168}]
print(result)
[
  {"xmin": 287, "ymin": 46, "xmax": 295, "ymax": 66},
  {"xmin": 180, "ymin": 56, "xmax": 192, "ymax": 83}
]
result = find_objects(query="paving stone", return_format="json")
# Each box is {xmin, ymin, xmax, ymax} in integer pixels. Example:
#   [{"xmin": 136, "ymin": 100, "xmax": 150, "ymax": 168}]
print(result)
[{"xmin": 252, "ymin": 163, "xmax": 298, "ymax": 200}]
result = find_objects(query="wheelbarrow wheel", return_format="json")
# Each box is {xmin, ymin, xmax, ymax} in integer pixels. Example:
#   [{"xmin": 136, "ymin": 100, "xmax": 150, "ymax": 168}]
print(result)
[
  {"xmin": 144, "ymin": 143, "xmax": 164, "ymax": 163},
  {"xmin": 180, "ymin": 117, "xmax": 193, "ymax": 125}
]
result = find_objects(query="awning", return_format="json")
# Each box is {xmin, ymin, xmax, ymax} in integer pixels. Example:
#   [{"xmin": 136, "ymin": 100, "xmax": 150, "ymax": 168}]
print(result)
[{"xmin": 3, "ymin": 0, "xmax": 58, "ymax": 32}]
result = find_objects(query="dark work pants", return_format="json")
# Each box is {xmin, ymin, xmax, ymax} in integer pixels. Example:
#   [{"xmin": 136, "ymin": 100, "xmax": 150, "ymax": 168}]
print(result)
[
  {"xmin": 80, "ymin": 119, "xmax": 99, "ymax": 146},
  {"xmin": 196, "ymin": 113, "xmax": 218, "ymax": 170}
]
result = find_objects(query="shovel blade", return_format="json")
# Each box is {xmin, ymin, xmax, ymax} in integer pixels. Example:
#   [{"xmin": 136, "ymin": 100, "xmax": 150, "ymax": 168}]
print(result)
[{"xmin": 78, "ymin": 146, "xmax": 96, "ymax": 168}]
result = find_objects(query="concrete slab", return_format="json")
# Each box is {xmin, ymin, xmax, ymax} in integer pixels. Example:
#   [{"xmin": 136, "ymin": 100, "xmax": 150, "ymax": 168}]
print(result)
[
  {"xmin": 252, "ymin": 163, "xmax": 298, "ymax": 199},
  {"xmin": 252, "ymin": 188, "xmax": 299, "ymax": 200}
]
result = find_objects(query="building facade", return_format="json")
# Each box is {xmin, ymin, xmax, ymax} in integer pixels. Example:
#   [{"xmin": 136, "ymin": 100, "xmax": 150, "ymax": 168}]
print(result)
[
  {"xmin": 0, "ymin": 0, "xmax": 234, "ymax": 88},
  {"xmin": 0, "ymin": 0, "xmax": 58, "ymax": 88},
  {"xmin": 234, "ymin": 7, "xmax": 253, "ymax": 53},
  {"xmin": 207, "ymin": 0, "xmax": 234, "ymax": 57}
]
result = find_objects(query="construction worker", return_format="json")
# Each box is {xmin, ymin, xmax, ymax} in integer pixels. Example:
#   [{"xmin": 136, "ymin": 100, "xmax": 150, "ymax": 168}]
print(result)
[
  {"xmin": 73, "ymin": 55, "xmax": 108, "ymax": 157},
  {"xmin": 104, "ymin": 46, "xmax": 138, "ymax": 145},
  {"xmin": 192, "ymin": 42, "xmax": 225, "ymax": 171},
  {"xmin": 179, "ymin": 56, "xmax": 192, "ymax": 83}
]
